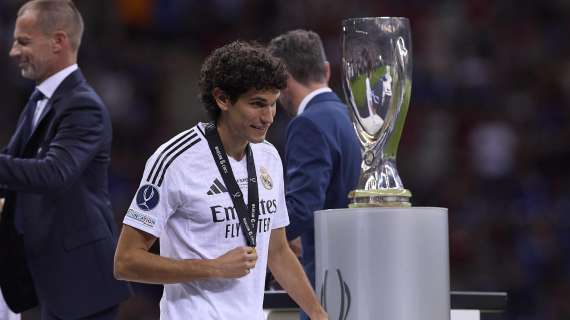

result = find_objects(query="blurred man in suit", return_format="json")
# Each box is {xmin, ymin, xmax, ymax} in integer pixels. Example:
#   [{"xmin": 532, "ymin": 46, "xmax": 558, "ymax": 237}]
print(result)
[
  {"xmin": 0, "ymin": 198, "xmax": 19, "ymax": 320},
  {"xmin": 268, "ymin": 29, "xmax": 361, "ymax": 319},
  {"xmin": 0, "ymin": 1, "xmax": 131, "ymax": 319}
]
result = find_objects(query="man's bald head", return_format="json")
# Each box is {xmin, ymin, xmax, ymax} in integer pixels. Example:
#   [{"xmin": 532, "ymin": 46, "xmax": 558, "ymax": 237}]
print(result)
[{"xmin": 18, "ymin": 0, "xmax": 84, "ymax": 53}]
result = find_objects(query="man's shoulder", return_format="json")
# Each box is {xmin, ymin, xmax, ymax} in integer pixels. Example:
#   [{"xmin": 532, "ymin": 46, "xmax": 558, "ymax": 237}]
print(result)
[
  {"xmin": 308, "ymin": 91, "xmax": 344, "ymax": 106},
  {"xmin": 155, "ymin": 125, "xmax": 205, "ymax": 156},
  {"xmin": 304, "ymin": 91, "xmax": 352, "ymax": 118},
  {"xmin": 140, "ymin": 125, "xmax": 208, "ymax": 186},
  {"xmin": 148, "ymin": 125, "xmax": 207, "ymax": 169},
  {"xmin": 70, "ymin": 84, "xmax": 104, "ymax": 106},
  {"xmin": 305, "ymin": 99, "xmax": 348, "ymax": 116},
  {"xmin": 253, "ymin": 140, "xmax": 281, "ymax": 162},
  {"xmin": 294, "ymin": 102, "xmax": 348, "ymax": 128},
  {"xmin": 54, "ymin": 76, "xmax": 106, "ymax": 113},
  {"xmin": 289, "ymin": 98, "xmax": 354, "ymax": 145}
]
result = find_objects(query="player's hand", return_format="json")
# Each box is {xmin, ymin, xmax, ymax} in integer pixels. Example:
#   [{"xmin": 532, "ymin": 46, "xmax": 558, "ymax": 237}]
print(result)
[
  {"xmin": 0, "ymin": 198, "xmax": 4, "ymax": 215},
  {"xmin": 213, "ymin": 246, "xmax": 258, "ymax": 278}
]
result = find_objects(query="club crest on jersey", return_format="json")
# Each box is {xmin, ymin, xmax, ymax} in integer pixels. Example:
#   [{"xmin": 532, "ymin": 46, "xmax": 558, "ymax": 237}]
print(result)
[
  {"xmin": 260, "ymin": 167, "xmax": 273, "ymax": 190},
  {"xmin": 136, "ymin": 184, "xmax": 160, "ymax": 211}
]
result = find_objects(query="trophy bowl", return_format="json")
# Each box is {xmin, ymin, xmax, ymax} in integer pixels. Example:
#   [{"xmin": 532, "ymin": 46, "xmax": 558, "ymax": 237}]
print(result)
[{"xmin": 342, "ymin": 17, "xmax": 413, "ymax": 207}]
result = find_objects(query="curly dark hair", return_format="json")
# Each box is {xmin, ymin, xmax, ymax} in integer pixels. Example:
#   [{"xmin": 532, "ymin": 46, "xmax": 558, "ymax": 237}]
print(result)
[{"xmin": 199, "ymin": 41, "xmax": 287, "ymax": 120}]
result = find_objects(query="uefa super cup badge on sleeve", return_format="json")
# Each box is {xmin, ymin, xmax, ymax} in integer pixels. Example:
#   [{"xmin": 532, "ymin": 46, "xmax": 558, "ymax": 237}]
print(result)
[{"xmin": 342, "ymin": 17, "xmax": 413, "ymax": 207}]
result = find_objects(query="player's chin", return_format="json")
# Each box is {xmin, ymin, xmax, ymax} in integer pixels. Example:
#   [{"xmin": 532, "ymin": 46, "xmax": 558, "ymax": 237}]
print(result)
[
  {"xmin": 248, "ymin": 127, "xmax": 268, "ymax": 143},
  {"xmin": 247, "ymin": 132, "xmax": 267, "ymax": 143},
  {"xmin": 248, "ymin": 135, "xmax": 266, "ymax": 144}
]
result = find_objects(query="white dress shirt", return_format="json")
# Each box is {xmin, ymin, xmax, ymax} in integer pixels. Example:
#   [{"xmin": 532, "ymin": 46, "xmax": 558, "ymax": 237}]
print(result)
[
  {"xmin": 33, "ymin": 64, "xmax": 78, "ymax": 127},
  {"xmin": 0, "ymin": 289, "xmax": 20, "ymax": 320},
  {"xmin": 296, "ymin": 87, "xmax": 332, "ymax": 116}
]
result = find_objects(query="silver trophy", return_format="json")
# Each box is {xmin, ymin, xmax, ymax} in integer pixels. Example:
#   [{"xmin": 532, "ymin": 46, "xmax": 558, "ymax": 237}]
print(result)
[{"xmin": 342, "ymin": 17, "xmax": 412, "ymax": 207}]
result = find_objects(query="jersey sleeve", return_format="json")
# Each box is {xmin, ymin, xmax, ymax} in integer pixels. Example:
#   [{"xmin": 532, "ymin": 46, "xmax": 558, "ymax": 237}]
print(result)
[
  {"xmin": 123, "ymin": 148, "xmax": 181, "ymax": 238},
  {"xmin": 270, "ymin": 150, "xmax": 289, "ymax": 230}
]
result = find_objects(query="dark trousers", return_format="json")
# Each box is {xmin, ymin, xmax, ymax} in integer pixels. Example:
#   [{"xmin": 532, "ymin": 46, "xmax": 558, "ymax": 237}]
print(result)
[{"xmin": 40, "ymin": 305, "xmax": 118, "ymax": 320}]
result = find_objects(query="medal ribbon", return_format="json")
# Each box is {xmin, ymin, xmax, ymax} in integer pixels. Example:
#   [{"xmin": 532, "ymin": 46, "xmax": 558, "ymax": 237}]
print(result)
[{"xmin": 205, "ymin": 122, "xmax": 259, "ymax": 247}]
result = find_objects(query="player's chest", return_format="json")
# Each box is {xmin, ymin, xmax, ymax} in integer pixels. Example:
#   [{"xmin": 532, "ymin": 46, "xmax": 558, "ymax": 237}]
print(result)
[{"xmin": 177, "ymin": 157, "xmax": 281, "ymax": 228}]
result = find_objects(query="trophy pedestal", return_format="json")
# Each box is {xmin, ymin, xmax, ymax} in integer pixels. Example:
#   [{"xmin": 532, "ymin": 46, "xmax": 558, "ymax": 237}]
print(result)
[{"xmin": 315, "ymin": 207, "xmax": 450, "ymax": 320}]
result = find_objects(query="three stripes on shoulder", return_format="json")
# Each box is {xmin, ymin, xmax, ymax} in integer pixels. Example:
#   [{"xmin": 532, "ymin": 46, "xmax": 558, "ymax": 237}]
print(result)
[{"xmin": 146, "ymin": 129, "xmax": 201, "ymax": 187}]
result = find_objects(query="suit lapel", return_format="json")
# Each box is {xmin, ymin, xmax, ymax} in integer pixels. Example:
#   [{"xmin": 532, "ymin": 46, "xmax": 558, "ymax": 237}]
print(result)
[
  {"xmin": 24, "ymin": 69, "xmax": 85, "ymax": 149},
  {"xmin": 12, "ymin": 113, "xmax": 30, "ymax": 155},
  {"xmin": 12, "ymin": 98, "xmax": 37, "ymax": 156},
  {"xmin": 27, "ymin": 99, "xmax": 54, "ymax": 142}
]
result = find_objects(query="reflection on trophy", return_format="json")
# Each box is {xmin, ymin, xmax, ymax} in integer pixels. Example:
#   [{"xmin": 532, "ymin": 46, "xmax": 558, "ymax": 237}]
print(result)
[{"xmin": 342, "ymin": 17, "xmax": 412, "ymax": 207}]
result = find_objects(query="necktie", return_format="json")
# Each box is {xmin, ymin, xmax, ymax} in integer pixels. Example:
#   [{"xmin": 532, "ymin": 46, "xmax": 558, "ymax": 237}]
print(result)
[
  {"xmin": 23, "ymin": 89, "xmax": 45, "ymax": 141},
  {"xmin": 14, "ymin": 89, "xmax": 45, "ymax": 234}
]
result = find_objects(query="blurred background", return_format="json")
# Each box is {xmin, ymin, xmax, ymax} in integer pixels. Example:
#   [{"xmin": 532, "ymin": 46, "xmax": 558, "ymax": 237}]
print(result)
[{"xmin": 1, "ymin": 0, "xmax": 570, "ymax": 319}]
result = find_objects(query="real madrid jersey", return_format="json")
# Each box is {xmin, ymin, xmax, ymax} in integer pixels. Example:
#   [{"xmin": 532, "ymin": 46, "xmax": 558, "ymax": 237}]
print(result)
[{"xmin": 123, "ymin": 122, "xmax": 289, "ymax": 320}]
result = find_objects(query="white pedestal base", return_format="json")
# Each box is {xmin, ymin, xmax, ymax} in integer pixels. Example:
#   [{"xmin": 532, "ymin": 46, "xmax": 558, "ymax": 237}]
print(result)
[{"xmin": 315, "ymin": 207, "xmax": 450, "ymax": 320}]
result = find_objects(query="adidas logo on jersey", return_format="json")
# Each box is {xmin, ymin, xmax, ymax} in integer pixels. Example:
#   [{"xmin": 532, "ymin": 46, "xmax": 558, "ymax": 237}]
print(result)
[{"xmin": 207, "ymin": 178, "xmax": 228, "ymax": 195}]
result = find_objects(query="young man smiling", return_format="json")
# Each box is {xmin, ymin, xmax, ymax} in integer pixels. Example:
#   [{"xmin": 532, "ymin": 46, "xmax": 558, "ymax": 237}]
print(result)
[{"xmin": 114, "ymin": 41, "xmax": 327, "ymax": 320}]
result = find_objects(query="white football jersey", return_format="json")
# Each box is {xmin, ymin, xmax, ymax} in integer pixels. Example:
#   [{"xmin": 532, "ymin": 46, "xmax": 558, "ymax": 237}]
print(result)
[{"xmin": 124, "ymin": 122, "xmax": 289, "ymax": 320}]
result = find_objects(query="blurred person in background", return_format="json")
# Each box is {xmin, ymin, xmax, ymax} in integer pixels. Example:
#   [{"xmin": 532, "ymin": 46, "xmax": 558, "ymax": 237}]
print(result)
[
  {"xmin": 114, "ymin": 41, "xmax": 327, "ymax": 320},
  {"xmin": 0, "ymin": 5, "xmax": 20, "ymax": 320},
  {"xmin": 0, "ymin": 1, "xmax": 131, "ymax": 319},
  {"xmin": 1, "ymin": 201, "xmax": 20, "ymax": 320},
  {"xmin": 268, "ymin": 30, "xmax": 361, "ymax": 319}
]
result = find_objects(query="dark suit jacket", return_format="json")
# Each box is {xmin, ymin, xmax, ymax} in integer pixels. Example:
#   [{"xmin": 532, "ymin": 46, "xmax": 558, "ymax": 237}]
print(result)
[
  {"xmin": 284, "ymin": 91, "xmax": 361, "ymax": 286},
  {"xmin": 0, "ymin": 70, "xmax": 131, "ymax": 318}
]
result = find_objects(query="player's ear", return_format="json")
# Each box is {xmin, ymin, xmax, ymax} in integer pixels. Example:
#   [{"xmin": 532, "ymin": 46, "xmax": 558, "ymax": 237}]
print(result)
[{"xmin": 213, "ymin": 88, "xmax": 230, "ymax": 111}]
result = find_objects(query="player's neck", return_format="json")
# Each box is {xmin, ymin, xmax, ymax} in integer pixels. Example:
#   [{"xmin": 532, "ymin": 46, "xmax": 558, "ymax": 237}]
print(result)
[{"xmin": 216, "ymin": 120, "xmax": 247, "ymax": 161}]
